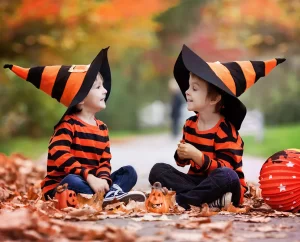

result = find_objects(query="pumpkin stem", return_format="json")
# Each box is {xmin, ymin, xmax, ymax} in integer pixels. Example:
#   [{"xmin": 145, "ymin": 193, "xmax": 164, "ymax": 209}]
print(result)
[
  {"xmin": 153, "ymin": 182, "xmax": 162, "ymax": 189},
  {"xmin": 56, "ymin": 183, "xmax": 69, "ymax": 193}
]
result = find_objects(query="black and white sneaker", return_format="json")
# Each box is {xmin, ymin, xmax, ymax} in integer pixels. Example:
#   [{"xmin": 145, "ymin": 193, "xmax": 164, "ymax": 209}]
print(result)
[
  {"xmin": 103, "ymin": 184, "xmax": 146, "ymax": 207},
  {"xmin": 208, "ymin": 192, "xmax": 232, "ymax": 210}
]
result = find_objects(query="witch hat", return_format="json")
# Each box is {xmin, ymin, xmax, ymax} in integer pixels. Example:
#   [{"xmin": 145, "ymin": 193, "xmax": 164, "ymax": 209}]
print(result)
[
  {"xmin": 4, "ymin": 47, "xmax": 111, "ymax": 108},
  {"xmin": 174, "ymin": 44, "xmax": 286, "ymax": 130}
]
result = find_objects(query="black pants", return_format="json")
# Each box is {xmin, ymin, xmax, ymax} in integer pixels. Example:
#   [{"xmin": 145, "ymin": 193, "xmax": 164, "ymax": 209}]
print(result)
[{"xmin": 149, "ymin": 163, "xmax": 241, "ymax": 207}]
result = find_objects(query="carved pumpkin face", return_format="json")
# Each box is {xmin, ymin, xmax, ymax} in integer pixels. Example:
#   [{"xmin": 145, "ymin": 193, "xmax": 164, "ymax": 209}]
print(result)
[
  {"xmin": 145, "ymin": 182, "xmax": 175, "ymax": 214},
  {"xmin": 54, "ymin": 183, "xmax": 78, "ymax": 209}
]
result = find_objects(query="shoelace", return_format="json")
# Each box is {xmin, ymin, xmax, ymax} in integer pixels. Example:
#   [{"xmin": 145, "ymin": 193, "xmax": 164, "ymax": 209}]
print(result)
[{"xmin": 105, "ymin": 184, "xmax": 124, "ymax": 198}]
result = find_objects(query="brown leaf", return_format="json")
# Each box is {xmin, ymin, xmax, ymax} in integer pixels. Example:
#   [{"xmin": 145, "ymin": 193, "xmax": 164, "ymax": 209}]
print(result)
[
  {"xmin": 246, "ymin": 224, "xmax": 294, "ymax": 233},
  {"xmin": 23, "ymin": 230, "xmax": 43, "ymax": 241},
  {"xmin": 250, "ymin": 203, "xmax": 274, "ymax": 213},
  {"xmin": 175, "ymin": 217, "xmax": 211, "ymax": 229},
  {"xmin": 0, "ymin": 187, "xmax": 13, "ymax": 201},
  {"xmin": 165, "ymin": 190, "xmax": 176, "ymax": 209},
  {"xmin": 132, "ymin": 214, "xmax": 170, "ymax": 222},
  {"xmin": 188, "ymin": 203, "xmax": 217, "ymax": 217},
  {"xmin": 77, "ymin": 191, "xmax": 104, "ymax": 211},
  {"xmin": 248, "ymin": 183, "xmax": 262, "ymax": 199},
  {"xmin": 125, "ymin": 200, "xmax": 147, "ymax": 213},
  {"xmin": 169, "ymin": 204, "xmax": 185, "ymax": 214},
  {"xmin": 0, "ymin": 208, "xmax": 32, "ymax": 231},
  {"xmin": 203, "ymin": 220, "xmax": 233, "ymax": 233},
  {"xmin": 63, "ymin": 205, "xmax": 97, "ymax": 217},
  {"xmin": 26, "ymin": 184, "xmax": 40, "ymax": 201},
  {"xmin": 226, "ymin": 203, "xmax": 251, "ymax": 213},
  {"xmin": 235, "ymin": 216, "xmax": 271, "ymax": 223},
  {"xmin": 104, "ymin": 201, "xmax": 127, "ymax": 212}
]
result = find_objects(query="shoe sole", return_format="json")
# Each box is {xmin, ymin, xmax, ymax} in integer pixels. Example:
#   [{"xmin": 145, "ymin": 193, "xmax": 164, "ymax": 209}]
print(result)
[{"xmin": 103, "ymin": 193, "xmax": 146, "ymax": 207}]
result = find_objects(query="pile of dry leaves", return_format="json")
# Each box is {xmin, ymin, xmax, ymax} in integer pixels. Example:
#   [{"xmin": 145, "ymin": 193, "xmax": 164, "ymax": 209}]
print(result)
[{"xmin": 0, "ymin": 153, "xmax": 298, "ymax": 242}]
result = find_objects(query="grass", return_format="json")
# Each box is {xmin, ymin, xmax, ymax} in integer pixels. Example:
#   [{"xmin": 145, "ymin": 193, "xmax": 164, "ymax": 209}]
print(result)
[
  {"xmin": 0, "ymin": 137, "xmax": 50, "ymax": 160},
  {"xmin": 243, "ymin": 123, "xmax": 300, "ymax": 158},
  {"xmin": 0, "ymin": 127, "xmax": 168, "ymax": 160},
  {"xmin": 1, "ymin": 124, "xmax": 298, "ymax": 160}
]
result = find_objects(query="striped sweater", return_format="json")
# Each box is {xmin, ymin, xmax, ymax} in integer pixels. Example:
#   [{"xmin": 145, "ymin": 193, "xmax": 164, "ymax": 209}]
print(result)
[
  {"xmin": 41, "ymin": 114, "xmax": 112, "ymax": 199},
  {"xmin": 174, "ymin": 114, "xmax": 247, "ymax": 204}
]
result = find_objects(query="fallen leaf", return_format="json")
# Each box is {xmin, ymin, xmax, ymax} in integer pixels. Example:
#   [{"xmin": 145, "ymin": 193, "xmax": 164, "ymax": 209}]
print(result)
[
  {"xmin": 131, "ymin": 214, "xmax": 170, "ymax": 222},
  {"xmin": 105, "ymin": 201, "xmax": 126, "ymax": 211},
  {"xmin": 202, "ymin": 221, "xmax": 233, "ymax": 233},
  {"xmin": 235, "ymin": 217, "xmax": 271, "ymax": 223},
  {"xmin": 188, "ymin": 203, "xmax": 217, "ymax": 217},
  {"xmin": 62, "ymin": 205, "xmax": 98, "ymax": 217},
  {"xmin": 77, "ymin": 191, "xmax": 104, "ymax": 211},
  {"xmin": 246, "ymin": 224, "xmax": 294, "ymax": 233},
  {"xmin": 170, "ymin": 204, "xmax": 185, "ymax": 214},
  {"xmin": 250, "ymin": 203, "xmax": 273, "ymax": 213},
  {"xmin": 226, "ymin": 203, "xmax": 251, "ymax": 213},
  {"xmin": 27, "ymin": 184, "xmax": 40, "ymax": 201},
  {"xmin": 0, "ymin": 187, "xmax": 13, "ymax": 201},
  {"xmin": 125, "ymin": 200, "xmax": 147, "ymax": 213},
  {"xmin": 175, "ymin": 217, "xmax": 211, "ymax": 229}
]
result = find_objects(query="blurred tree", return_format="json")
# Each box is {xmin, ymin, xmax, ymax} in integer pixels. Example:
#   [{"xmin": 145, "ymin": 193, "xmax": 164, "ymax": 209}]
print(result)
[
  {"xmin": 0, "ymin": 0, "xmax": 178, "ymax": 138},
  {"xmin": 146, "ymin": 0, "xmax": 208, "ymax": 103},
  {"xmin": 191, "ymin": 0, "xmax": 300, "ymax": 125}
]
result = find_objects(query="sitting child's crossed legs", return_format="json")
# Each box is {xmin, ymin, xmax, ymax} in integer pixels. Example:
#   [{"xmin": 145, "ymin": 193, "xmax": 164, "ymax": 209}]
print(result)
[{"xmin": 149, "ymin": 163, "xmax": 241, "ymax": 208}]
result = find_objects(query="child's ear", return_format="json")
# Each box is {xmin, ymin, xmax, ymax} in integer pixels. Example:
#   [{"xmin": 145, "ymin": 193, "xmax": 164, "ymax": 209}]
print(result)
[
  {"xmin": 78, "ymin": 101, "xmax": 84, "ymax": 106},
  {"xmin": 210, "ymin": 94, "xmax": 221, "ymax": 105}
]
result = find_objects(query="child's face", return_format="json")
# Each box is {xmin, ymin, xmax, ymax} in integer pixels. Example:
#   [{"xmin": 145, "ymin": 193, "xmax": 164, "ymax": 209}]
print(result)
[
  {"xmin": 83, "ymin": 74, "xmax": 107, "ymax": 112},
  {"xmin": 185, "ymin": 74, "xmax": 210, "ymax": 112}
]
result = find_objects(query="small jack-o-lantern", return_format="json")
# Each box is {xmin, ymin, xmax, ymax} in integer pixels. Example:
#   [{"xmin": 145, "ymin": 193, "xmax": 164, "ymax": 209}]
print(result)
[
  {"xmin": 145, "ymin": 182, "xmax": 175, "ymax": 214},
  {"xmin": 54, "ymin": 183, "xmax": 78, "ymax": 209}
]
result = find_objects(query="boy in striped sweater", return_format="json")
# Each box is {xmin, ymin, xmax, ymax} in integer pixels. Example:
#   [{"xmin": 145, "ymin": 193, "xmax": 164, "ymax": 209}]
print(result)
[
  {"xmin": 4, "ymin": 47, "xmax": 145, "ymax": 206},
  {"xmin": 149, "ymin": 45, "xmax": 285, "ymax": 210}
]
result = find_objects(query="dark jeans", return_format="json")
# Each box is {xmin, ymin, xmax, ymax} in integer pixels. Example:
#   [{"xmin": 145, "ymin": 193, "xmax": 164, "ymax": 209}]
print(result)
[
  {"xmin": 149, "ymin": 163, "xmax": 241, "ymax": 207},
  {"xmin": 52, "ymin": 165, "xmax": 137, "ymax": 197}
]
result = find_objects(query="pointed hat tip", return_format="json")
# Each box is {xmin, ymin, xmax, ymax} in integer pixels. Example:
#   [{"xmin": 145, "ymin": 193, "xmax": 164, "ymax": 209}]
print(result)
[
  {"xmin": 3, "ymin": 64, "xmax": 13, "ymax": 69},
  {"xmin": 276, "ymin": 58, "xmax": 286, "ymax": 64},
  {"xmin": 182, "ymin": 44, "xmax": 189, "ymax": 49}
]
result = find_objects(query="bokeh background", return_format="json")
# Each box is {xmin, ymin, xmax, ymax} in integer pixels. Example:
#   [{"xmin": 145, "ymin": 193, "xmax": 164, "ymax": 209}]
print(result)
[{"xmin": 1, "ymin": 0, "xmax": 299, "ymax": 160}]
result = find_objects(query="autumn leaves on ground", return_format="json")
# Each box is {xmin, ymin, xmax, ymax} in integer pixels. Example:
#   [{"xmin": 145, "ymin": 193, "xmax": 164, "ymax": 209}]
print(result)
[{"xmin": 0, "ymin": 153, "xmax": 298, "ymax": 242}]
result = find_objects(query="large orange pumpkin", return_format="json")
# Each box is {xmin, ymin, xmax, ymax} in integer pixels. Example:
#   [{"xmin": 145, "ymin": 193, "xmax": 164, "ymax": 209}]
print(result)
[
  {"xmin": 259, "ymin": 149, "xmax": 300, "ymax": 212},
  {"xmin": 54, "ymin": 183, "xmax": 78, "ymax": 209},
  {"xmin": 145, "ymin": 182, "xmax": 175, "ymax": 214}
]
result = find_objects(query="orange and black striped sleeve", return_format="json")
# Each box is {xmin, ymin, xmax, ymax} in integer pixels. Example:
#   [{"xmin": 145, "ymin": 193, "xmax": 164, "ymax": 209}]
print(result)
[
  {"xmin": 174, "ymin": 124, "xmax": 191, "ymax": 167},
  {"xmin": 49, "ymin": 121, "xmax": 97, "ymax": 181},
  {"xmin": 95, "ymin": 124, "xmax": 112, "ymax": 184},
  {"xmin": 198, "ymin": 121, "xmax": 247, "ymax": 203}
]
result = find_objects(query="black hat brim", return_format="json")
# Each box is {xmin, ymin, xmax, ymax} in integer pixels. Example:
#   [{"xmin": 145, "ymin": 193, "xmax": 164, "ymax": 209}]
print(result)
[
  {"xmin": 55, "ymin": 47, "xmax": 111, "ymax": 128},
  {"xmin": 173, "ymin": 45, "xmax": 246, "ymax": 130}
]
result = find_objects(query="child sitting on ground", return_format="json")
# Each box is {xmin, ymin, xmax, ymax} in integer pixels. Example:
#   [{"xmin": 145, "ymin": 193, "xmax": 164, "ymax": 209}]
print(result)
[
  {"xmin": 4, "ymin": 47, "xmax": 145, "ymax": 206},
  {"xmin": 149, "ymin": 45, "xmax": 285, "ymax": 210}
]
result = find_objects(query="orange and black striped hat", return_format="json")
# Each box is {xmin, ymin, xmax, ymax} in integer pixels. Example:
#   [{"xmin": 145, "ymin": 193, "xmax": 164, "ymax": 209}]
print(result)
[
  {"xmin": 3, "ymin": 47, "xmax": 111, "ymax": 108},
  {"xmin": 174, "ymin": 45, "xmax": 286, "ymax": 130}
]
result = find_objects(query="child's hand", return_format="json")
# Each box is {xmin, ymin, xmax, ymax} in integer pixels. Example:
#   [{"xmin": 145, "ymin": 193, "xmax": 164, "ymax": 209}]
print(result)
[
  {"xmin": 177, "ymin": 142, "xmax": 203, "ymax": 163},
  {"xmin": 87, "ymin": 174, "xmax": 109, "ymax": 193}
]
